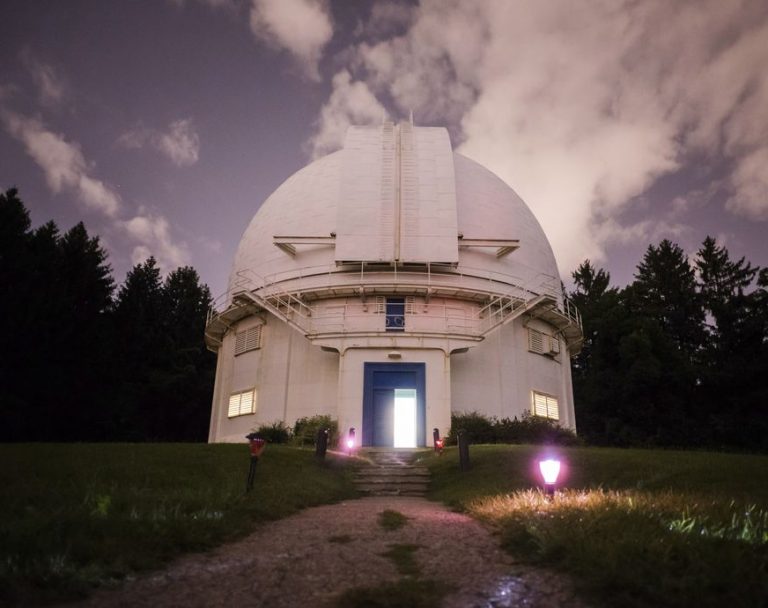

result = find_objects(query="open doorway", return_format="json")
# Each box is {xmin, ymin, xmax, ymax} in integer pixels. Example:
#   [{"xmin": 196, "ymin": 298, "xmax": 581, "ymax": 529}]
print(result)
[{"xmin": 363, "ymin": 363, "xmax": 426, "ymax": 447}]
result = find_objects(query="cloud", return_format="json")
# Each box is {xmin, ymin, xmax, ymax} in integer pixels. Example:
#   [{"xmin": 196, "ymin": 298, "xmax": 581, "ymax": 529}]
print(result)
[
  {"xmin": 117, "ymin": 118, "xmax": 200, "ymax": 166},
  {"xmin": 249, "ymin": 0, "xmax": 333, "ymax": 80},
  {"xmin": 20, "ymin": 50, "xmax": 67, "ymax": 107},
  {"xmin": 356, "ymin": 2, "xmax": 414, "ymax": 40},
  {"xmin": 2, "ymin": 107, "xmax": 190, "ymax": 271},
  {"xmin": 311, "ymin": 0, "xmax": 768, "ymax": 274},
  {"xmin": 306, "ymin": 70, "xmax": 387, "ymax": 158},
  {"xmin": 122, "ymin": 210, "xmax": 190, "ymax": 270},
  {"xmin": 725, "ymin": 147, "xmax": 768, "ymax": 220},
  {"xmin": 168, "ymin": 0, "xmax": 237, "ymax": 9},
  {"xmin": 2, "ymin": 110, "xmax": 120, "ymax": 216}
]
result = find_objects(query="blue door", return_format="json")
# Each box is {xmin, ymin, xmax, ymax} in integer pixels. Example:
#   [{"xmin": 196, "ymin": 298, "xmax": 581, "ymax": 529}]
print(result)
[
  {"xmin": 372, "ymin": 389, "xmax": 394, "ymax": 446},
  {"xmin": 362, "ymin": 363, "xmax": 426, "ymax": 447}
]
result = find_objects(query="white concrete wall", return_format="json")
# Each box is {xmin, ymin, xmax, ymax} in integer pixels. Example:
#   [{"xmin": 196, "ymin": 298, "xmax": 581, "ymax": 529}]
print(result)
[
  {"xmin": 336, "ymin": 348, "xmax": 452, "ymax": 448},
  {"xmin": 209, "ymin": 316, "xmax": 338, "ymax": 443},
  {"xmin": 450, "ymin": 317, "xmax": 576, "ymax": 428}
]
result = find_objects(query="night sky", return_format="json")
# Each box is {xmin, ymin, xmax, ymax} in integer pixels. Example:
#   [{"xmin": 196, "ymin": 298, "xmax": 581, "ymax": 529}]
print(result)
[{"xmin": 2, "ymin": 0, "xmax": 767, "ymax": 302}]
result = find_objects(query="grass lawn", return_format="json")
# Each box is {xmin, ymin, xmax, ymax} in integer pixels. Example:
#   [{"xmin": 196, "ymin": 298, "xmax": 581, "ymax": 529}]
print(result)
[
  {"xmin": 423, "ymin": 445, "xmax": 768, "ymax": 608},
  {"xmin": 0, "ymin": 443, "xmax": 359, "ymax": 606}
]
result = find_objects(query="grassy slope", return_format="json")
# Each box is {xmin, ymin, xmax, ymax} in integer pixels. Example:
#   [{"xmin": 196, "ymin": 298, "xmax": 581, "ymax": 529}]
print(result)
[
  {"xmin": 423, "ymin": 445, "xmax": 768, "ymax": 608},
  {"xmin": 0, "ymin": 444, "xmax": 359, "ymax": 605}
]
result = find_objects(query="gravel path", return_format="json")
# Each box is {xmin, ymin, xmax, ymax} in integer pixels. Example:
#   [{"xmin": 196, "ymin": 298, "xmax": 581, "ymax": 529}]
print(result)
[{"xmin": 68, "ymin": 497, "xmax": 587, "ymax": 608}]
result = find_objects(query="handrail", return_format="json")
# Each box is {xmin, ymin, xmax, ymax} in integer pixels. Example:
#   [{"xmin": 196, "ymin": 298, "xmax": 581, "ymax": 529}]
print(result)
[{"xmin": 207, "ymin": 262, "xmax": 582, "ymax": 333}]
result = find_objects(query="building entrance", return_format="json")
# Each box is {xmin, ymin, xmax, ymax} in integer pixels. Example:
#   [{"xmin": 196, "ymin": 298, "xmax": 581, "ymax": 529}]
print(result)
[{"xmin": 362, "ymin": 363, "xmax": 426, "ymax": 447}]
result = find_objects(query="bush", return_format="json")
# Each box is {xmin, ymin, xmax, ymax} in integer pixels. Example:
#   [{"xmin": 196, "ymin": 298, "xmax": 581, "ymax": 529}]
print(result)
[
  {"xmin": 292, "ymin": 415, "xmax": 339, "ymax": 448},
  {"xmin": 445, "ymin": 411, "xmax": 496, "ymax": 445},
  {"xmin": 254, "ymin": 421, "xmax": 292, "ymax": 444},
  {"xmin": 447, "ymin": 411, "xmax": 581, "ymax": 446}
]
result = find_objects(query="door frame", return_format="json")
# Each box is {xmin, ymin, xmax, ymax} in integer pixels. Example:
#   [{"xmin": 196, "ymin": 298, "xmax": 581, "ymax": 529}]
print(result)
[{"xmin": 362, "ymin": 362, "xmax": 426, "ymax": 447}]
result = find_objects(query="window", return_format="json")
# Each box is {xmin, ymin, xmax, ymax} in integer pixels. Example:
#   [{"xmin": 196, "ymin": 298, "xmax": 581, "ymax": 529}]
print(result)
[
  {"xmin": 532, "ymin": 391, "xmax": 559, "ymax": 420},
  {"xmin": 228, "ymin": 389, "xmax": 256, "ymax": 418},
  {"xmin": 375, "ymin": 296, "xmax": 415, "ymax": 331},
  {"xmin": 386, "ymin": 297, "xmax": 405, "ymax": 331},
  {"xmin": 235, "ymin": 325, "xmax": 262, "ymax": 355}
]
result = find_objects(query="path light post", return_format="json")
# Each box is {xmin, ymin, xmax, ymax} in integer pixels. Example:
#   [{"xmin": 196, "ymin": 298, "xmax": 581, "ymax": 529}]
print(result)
[
  {"xmin": 539, "ymin": 459, "xmax": 561, "ymax": 499},
  {"xmin": 347, "ymin": 427, "xmax": 355, "ymax": 456},
  {"xmin": 458, "ymin": 429, "xmax": 470, "ymax": 471},
  {"xmin": 245, "ymin": 433, "xmax": 266, "ymax": 493},
  {"xmin": 432, "ymin": 428, "xmax": 444, "ymax": 455},
  {"xmin": 315, "ymin": 428, "xmax": 329, "ymax": 460}
]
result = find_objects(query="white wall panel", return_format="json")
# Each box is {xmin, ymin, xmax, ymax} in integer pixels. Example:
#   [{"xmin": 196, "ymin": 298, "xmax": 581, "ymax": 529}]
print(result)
[
  {"xmin": 335, "ymin": 125, "xmax": 395, "ymax": 263},
  {"xmin": 399, "ymin": 125, "xmax": 459, "ymax": 264}
]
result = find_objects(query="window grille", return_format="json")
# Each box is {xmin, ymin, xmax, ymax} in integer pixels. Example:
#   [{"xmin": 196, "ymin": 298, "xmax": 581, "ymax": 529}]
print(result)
[
  {"xmin": 532, "ymin": 391, "xmax": 559, "ymax": 420},
  {"xmin": 529, "ymin": 328, "xmax": 560, "ymax": 357},
  {"xmin": 228, "ymin": 389, "xmax": 256, "ymax": 418},
  {"xmin": 235, "ymin": 325, "xmax": 262, "ymax": 355},
  {"xmin": 405, "ymin": 296, "xmax": 415, "ymax": 314},
  {"xmin": 549, "ymin": 335, "xmax": 561, "ymax": 355},
  {"xmin": 528, "ymin": 328, "xmax": 545, "ymax": 353}
]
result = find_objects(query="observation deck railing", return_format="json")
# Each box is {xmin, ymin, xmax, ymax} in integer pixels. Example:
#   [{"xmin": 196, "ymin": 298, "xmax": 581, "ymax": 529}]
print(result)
[{"xmin": 205, "ymin": 262, "xmax": 581, "ymax": 347}]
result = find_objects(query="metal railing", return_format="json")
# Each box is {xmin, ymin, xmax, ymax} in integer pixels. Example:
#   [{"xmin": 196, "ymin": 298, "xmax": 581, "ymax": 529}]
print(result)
[{"xmin": 206, "ymin": 262, "xmax": 581, "ymax": 337}]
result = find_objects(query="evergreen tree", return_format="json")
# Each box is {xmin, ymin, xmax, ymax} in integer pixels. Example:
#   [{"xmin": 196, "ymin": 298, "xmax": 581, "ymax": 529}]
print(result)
[
  {"xmin": 632, "ymin": 239, "xmax": 705, "ymax": 358},
  {"xmin": 157, "ymin": 267, "xmax": 215, "ymax": 441},
  {"xmin": 111, "ymin": 257, "xmax": 168, "ymax": 439},
  {"xmin": 696, "ymin": 235, "xmax": 757, "ymax": 330},
  {"xmin": 695, "ymin": 237, "xmax": 765, "ymax": 448}
]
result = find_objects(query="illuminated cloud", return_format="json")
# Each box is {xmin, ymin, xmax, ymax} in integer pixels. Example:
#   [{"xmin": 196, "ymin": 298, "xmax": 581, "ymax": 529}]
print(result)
[
  {"xmin": 249, "ymin": 0, "xmax": 333, "ymax": 80},
  {"xmin": 310, "ymin": 0, "xmax": 768, "ymax": 273},
  {"xmin": 2, "ymin": 108, "xmax": 190, "ymax": 271},
  {"xmin": 118, "ymin": 118, "xmax": 200, "ymax": 167},
  {"xmin": 122, "ymin": 210, "xmax": 190, "ymax": 270},
  {"xmin": 20, "ymin": 50, "xmax": 67, "ymax": 107},
  {"xmin": 307, "ymin": 69, "xmax": 386, "ymax": 158},
  {"xmin": 2, "ymin": 110, "xmax": 121, "ymax": 217}
]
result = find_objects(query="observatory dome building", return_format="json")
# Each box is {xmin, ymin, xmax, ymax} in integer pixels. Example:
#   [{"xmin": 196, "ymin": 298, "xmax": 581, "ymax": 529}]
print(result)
[{"xmin": 206, "ymin": 122, "xmax": 582, "ymax": 446}]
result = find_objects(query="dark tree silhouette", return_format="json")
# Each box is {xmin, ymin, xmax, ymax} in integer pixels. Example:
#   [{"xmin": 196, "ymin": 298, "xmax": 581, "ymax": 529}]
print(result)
[{"xmin": 0, "ymin": 189, "xmax": 216, "ymax": 442}]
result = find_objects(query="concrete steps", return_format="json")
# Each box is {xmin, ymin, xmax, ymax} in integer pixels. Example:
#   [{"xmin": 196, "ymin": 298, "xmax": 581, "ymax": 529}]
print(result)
[{"xmin": 353, "ymin": 449, "xmax": 431, "ymax": 497}]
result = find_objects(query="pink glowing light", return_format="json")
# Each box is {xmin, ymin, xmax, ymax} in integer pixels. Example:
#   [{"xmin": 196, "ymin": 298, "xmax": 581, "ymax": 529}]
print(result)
[
  {"xmin": 539, "ymin": 459, "xmax": 561, "ymax": 484},
  {"xmin": 346, "ymin": 438, "xmax": 354, "ymax": 449}
]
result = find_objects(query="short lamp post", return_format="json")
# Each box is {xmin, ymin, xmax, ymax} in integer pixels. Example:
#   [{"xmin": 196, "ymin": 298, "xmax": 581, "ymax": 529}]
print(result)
[
  {"xmin": 347, "ymin": 427, "xmax": 356, "ymax": 456},
  {"xmin": 539, "ymin": 459, "xmax": 561, "ymax": 499}
]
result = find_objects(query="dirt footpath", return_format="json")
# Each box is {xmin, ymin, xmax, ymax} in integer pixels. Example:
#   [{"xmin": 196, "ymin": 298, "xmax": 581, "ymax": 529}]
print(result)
[{"xmin": 67, "ymin": 497, "xmax": 586, "ymax": 608}]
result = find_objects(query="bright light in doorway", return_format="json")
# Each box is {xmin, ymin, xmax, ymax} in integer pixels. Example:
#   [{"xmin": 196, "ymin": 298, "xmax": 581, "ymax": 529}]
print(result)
[{"xmin": 393, "ymin": 388, "xmax": 417, "ymax": 448}]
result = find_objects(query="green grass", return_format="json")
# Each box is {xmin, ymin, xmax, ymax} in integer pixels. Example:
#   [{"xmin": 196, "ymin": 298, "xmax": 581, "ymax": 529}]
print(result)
[
  {"xmin": 0, "ymin": 443, "xmax": 359, "ymax": 606},
  {"xmin": 378, "ymin": 509, "xmax": 409, "ymax": 531},
  {"xmin": 423, "ymin": 445, "xmax": 768, "ymax": 608}
]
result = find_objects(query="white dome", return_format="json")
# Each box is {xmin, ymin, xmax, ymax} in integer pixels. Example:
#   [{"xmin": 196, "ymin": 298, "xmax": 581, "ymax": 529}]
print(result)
[{"xmin": 229, "ymin": 125, "xmax": 560, "ymax": 301}]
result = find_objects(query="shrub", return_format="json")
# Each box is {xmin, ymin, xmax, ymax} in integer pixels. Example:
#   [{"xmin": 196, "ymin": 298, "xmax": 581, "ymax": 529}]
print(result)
[
  {"xmin": 292, "ymin": 415, "xmax": 339, "ymax": 448},
  {"xmin": 254, "ymin": 421, "xmax": 292, "ymax": 444},
  {"xmin": 447, "ymin": 411, "xmax": 581, "ymax": 446},
  {"xmin": 446, "ymin": 411, "xmax": 496, "ymax": 445}
]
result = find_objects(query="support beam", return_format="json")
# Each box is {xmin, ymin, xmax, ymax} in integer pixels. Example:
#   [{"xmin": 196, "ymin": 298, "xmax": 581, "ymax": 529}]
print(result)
[
  {"xmin": 458, "ymin": 237, "xmax": 520, "ymax": 258},
  {"xmin": 273, "ymin": 235, "xmax": 336, "ymax": 257}
]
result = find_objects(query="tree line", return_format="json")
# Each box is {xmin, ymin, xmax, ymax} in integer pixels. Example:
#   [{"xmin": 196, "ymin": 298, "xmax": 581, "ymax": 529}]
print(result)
[
  {"xmin": 569, "ymin": 239, "xmax": 768, "ymax": 451},
  {"xmin": 3, "ymin": 187, "xmax": 767, "ymax": 450},
  {"xmin": 0, "ymin": 189, "xmax": 216, "ymax": 442}
]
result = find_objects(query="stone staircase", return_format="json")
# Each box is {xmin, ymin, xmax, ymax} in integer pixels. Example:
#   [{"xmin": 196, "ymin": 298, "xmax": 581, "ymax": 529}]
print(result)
[{"xmin": 353, "ymin": 449, "xmax": 431, "ymax": 497}]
